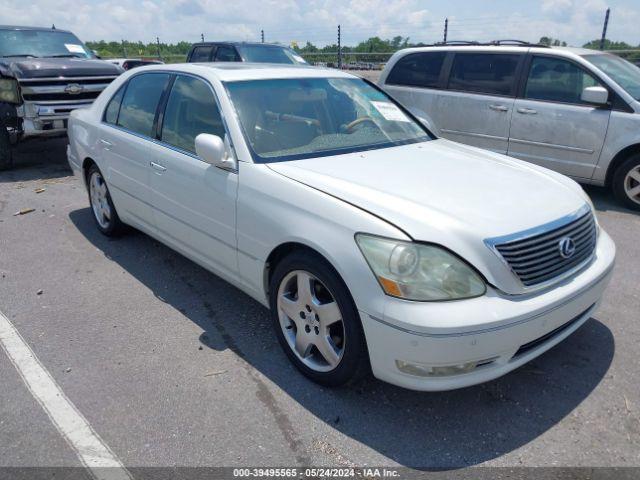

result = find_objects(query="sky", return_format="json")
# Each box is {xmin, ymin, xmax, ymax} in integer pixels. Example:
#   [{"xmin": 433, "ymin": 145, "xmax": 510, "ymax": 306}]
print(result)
[{"xmin": 2, "ymin": 0, "xmax": 639, "ymax": 47}]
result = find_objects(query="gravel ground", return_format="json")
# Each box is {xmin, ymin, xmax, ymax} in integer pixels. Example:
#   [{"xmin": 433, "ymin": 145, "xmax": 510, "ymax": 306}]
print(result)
[{"xmin": 0, "ymin": 138, "xmax": 639, "ymax": 474}]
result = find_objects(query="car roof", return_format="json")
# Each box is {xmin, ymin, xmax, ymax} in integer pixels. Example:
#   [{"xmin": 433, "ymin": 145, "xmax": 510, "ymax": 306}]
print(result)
[
  {"xmin": 0, "ymin": 25, "xmax": 73, "ymax": 34},
  {"xmin": 191, "ymin": 42, "xmax": 291, "ymax": 49},
  {"xmin": 135, "ymin": 62, "xmax": 355, "ymax": 82},
  {"xmin": 392, "ymin": 44, "xmax": 596, "ymax": 57}
]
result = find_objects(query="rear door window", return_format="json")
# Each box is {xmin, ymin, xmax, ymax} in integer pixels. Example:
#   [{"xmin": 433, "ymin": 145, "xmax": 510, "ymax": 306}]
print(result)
[
  {"xmin": 524, "ymin": 56, "xmax": 603, "ymax": 105},
  {"xmin": 117, "ymin": 73, "xmax": 170, "ymax": 137},
  {"xmin": 385, "ymin": 52, "xmax": 447, "ymax": 88},
  {"xmin": 448, "ymin": 53, "xmax": 520, "ymax": 96},
  {"xmin": 215, "ymin": 46, "xmax": 241, "ymax": 62},
  {"xmin": 190, "ymin": 46, "xmax": 213, "ymax": 62},
  {"xmin": 104, "ymin": 86, "xmax": 125, "ymax": 124}
]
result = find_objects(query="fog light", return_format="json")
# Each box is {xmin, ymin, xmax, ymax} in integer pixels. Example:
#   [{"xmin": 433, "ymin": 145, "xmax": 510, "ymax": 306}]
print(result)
[{"xmin": 395, "ymin": 359, "xmax": 487, "ymax": 377}]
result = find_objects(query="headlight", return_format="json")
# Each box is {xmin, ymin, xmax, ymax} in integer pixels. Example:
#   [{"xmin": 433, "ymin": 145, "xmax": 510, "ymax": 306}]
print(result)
[
  {"xmin": 356, "ymin": 234, "xmax": 486, "ymax": 301},
  {"xmin": 0, "ymin": 78, "xmax": 20, "ymax": 104}
]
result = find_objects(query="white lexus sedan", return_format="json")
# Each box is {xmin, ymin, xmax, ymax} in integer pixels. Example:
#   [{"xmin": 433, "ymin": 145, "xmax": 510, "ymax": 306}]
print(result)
[{"xmin": 67, "ymin": 63, "xmax": 616, "ymax": 391}]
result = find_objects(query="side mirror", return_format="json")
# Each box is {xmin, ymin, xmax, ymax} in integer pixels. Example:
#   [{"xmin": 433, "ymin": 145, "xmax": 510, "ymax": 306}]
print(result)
[
  {"xmin": 195, "ymin": 133, "xmax": 236, "ymax": 170},
  {"xmin": 581, "ymin": 86, "xmax": 608, "ymax": 105}
]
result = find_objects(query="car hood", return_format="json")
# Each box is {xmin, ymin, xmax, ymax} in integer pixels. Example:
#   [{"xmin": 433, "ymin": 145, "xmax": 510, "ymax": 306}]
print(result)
[
  {"xmin": 267, "ymin": 139, "xmax": 589, "ymax": 293},
  {"xmin": 0, "ymin": 57, "xmax": 122, "ymax": 79}
]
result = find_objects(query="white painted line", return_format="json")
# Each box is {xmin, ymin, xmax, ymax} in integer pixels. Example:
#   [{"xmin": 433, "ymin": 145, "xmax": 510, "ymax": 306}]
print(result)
[{"xmin": 0, "ymin": 310, "xmax": 132, "ymax": 480}]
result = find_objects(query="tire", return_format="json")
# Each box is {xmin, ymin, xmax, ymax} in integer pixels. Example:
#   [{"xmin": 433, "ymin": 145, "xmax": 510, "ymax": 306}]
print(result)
[
  {"xmin": 86, "ymin": 163, "xmax": 125, "ymax": 236},
  {"xmin": 612, "ymin": 153, "xmax": 640, "ymax": 211},
  {"xmin": 0, "ymin": 119, "xmax": 13, "ymax": 171},
  {"xmin": 269, "ymin": 250, "xmax": 370, "ymax": 387}
]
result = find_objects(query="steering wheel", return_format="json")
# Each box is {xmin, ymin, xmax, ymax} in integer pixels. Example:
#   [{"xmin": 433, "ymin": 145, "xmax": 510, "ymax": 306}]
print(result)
[{"xmin": 344, "ymin": 117, "xmax": 377, "ymax": 133}]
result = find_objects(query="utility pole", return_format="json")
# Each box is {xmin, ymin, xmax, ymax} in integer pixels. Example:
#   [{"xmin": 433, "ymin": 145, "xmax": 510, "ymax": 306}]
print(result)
[
  {"xmin": 443, "ymin": 18, "xmax": 448, "ymax": 43},
  {"xmin": 338, "ymin": 24, "xmax": 342, "ymax": 69},
  {"xmin": 122, "ymin": 39, "xmax": 127, "ymax": 57},
  {"xmin": 156, "ymin": 37, "xmax": 162, "ymax": 61},
  {"xmin": 261, "ymin": 30, "xmax": 264, "ymax": 43},
  {"xmin": 599, "ymin": 8, "xmax": 610, "ymax": 50},
  {"xmin": 201, "ymin": 33, "xmax": 205, "ymax": 42}
]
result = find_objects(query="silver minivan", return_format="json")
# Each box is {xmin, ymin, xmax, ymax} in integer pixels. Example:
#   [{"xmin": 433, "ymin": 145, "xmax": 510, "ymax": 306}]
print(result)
[{"xmin": 379, "ymin": 42, "xmax": 640, "ymax": 210}]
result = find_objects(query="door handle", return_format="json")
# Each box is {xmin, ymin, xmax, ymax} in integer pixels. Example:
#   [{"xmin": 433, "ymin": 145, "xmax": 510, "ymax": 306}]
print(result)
[
  {"xmin": 99, "ymin": 139, "xmax": 113, "ymax": 150},
  {"xmin": 150, "ymin": 161, "xmax": 167, "ymax": 172},
  {"xmin": 489, "ymin": 104, "xmax": 509, "ymax": 112},
  {"xmin": 517, "ymin": 108, "xmax": 538, "ymax": 115}
]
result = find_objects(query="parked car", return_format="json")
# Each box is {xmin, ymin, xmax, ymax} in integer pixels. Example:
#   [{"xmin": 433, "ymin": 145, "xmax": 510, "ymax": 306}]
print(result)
[
  {"xmin": 379, "ymin": 42, "xmax": 640, "ymax": 210},
  {"xmin": 107, "ymin": 58, "xmax": 163, "ymax": 71},
  {"xmin": 186, "ymin": 41, "xmax": 307, "ymax": 65},
  {"xmin": 67, "ymin": 63, "xmax": 615, "ymax": 391},
  {"xmin": 0, "ymin": 25, "xmax": 123, "ymax": 170}
]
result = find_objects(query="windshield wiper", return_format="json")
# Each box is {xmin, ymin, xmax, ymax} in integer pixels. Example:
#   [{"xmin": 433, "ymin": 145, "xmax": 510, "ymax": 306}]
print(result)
[
  {"xmin": 46, "ymin": 54, "xmax": 84, "ymax": 58},
  {"xmin": 1, "ymin": 54, "xmax": 39, "ymax": 58}
]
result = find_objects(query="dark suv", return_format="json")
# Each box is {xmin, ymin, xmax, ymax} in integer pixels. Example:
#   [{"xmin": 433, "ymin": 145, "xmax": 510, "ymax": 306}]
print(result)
[
  {"xmin": 0, "ymin": 25, "xmax": 122, "ymax": 170},
  {"xmin": 186, "ymin": 42, "xmax": 307, "ymax": 65}
]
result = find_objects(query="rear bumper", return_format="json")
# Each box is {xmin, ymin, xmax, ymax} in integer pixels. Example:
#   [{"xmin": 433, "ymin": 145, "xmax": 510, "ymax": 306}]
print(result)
[{"xmin": 361, "ymin": 230, "xmax": 615, "ymax": 391}]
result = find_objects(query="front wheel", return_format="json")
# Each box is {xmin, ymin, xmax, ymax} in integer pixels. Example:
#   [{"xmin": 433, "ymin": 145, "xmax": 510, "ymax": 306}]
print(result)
[
  {"xmin": 0, "ymin": 120, "xmax": 13, "ymax": 171},
  {"xmin": 612, "ymin": 154, "xmax": 640, "ymax": 211},
  {"xmin": 87, "ymin": 164, "xmax": 125, "ymax": 236},
  {"xmin": 269, "ymin": 251, "xmax": 369, "ymax": 387}
]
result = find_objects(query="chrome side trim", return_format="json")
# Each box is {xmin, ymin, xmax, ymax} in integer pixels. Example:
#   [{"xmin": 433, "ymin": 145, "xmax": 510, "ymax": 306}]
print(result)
[
  {"xmin": 509, "ymin": 137, "xmax": 594, "ymax": 154},
  {"xmin": 440, "ymin": 129, "xmax": 506, "ymax": 141},
  {"xmin": 484, "ymin": 204, "xmax": 595, "ymax": 294}
]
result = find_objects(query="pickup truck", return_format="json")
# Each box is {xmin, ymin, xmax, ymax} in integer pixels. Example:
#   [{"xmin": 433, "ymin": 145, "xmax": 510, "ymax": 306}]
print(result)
[{"xmin": 0, "ymin": 25, "xmax": 123, "ymax": 170}]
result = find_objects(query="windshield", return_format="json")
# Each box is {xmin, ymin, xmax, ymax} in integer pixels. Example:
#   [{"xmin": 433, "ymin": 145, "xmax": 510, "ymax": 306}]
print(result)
[
  {"xmin": 237, "ymin": 45, "xmax": 307, "ymax": 65},
  {"xmin": 0, "ymin": 29, "xmax": 93, "ymax": 58},
  {"xmin": 582, "ymin": 53, "xmax": 640, "ymax": 101},
  {"xmin": 225, "ymin": 77, "xmax": 432, "ymax": 163}
]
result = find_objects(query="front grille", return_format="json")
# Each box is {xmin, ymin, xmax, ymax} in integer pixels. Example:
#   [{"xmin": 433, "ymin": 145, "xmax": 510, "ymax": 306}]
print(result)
[
  {"xmin": 494, "ymin": 211, "xmax": 597, "ymax": 287},
  {"xmin": 18, "ymin": 76, "xmax": 117, "ymax": 105}
]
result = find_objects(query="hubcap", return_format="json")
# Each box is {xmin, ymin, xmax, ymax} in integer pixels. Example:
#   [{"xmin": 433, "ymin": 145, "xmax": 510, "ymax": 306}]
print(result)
[
  {"xmin": 624, "ymin": 166, "xmax": 640, "ymax": 206},
  {"xmin": 89, "ymin": 171, "xmax": 112, "ymax": 229},
  {"xmin": 277, "ymin": 270, "xmax": 345, "ymax": 372}
]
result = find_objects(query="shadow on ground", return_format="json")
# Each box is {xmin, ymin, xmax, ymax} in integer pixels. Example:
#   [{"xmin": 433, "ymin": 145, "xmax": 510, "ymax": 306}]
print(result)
[
  {"xmin": 0, "ymin": 138, "xmax": 71, "ymax": 183},
  {"xmin": 69, "ymin": 206, "xmax": 615, "ymax": 469}
]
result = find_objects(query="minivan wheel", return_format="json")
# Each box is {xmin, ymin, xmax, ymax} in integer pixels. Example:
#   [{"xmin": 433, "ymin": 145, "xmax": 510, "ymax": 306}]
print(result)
[
  {"xmin": 87, "ymin": 164, "xmax": 125, "ymax": 236},
  {"xmin": 612, "ymin": 154, "xmax": 640, "ymax": 211},
  {"xmin": 0, "ymin": 120, "xmax": 13, "ymax": 171},
  {"xmin": 269, "ymin": 251, "xmax": 369, "ymax": 387}
]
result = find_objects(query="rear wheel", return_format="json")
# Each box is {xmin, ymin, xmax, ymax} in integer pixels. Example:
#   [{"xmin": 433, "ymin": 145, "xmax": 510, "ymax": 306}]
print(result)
[
  {"xmin": 0, "ymin": 119, "xmax": 13, "ymax": 171},
  {"xmin": 612, "ymin": 153, "xmax": 640, "ymax": 211},
  {"xmin": 87, "ymin": 164, "xmax": 125, "ymax": 236},
  {"xmin": 269, "ymin": 250, "xmax": 369, "ymax": 387}
]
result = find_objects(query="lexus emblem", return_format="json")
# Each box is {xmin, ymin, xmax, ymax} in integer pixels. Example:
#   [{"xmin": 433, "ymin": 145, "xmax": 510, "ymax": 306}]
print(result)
[
  {"xmin": 558, "ymin": 237, "xmax": 576, "ymax": 259},
  {"xmin": 64, "ymin": 83, "xmax": 84, "ymax": 95}
]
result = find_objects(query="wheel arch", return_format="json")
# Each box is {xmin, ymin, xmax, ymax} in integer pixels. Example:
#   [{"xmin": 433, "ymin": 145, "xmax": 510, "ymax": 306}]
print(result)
[
  {"xmin": 605, "ymin": 143, "xmax": 640, "ymax": 187},
  {"xmin": 81, "ymin": 157, "xmax": 97, "ymax": 187}
]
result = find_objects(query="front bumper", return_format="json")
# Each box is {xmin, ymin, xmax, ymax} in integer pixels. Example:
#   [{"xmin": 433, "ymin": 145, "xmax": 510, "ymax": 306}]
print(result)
[
  {"xmin": 360, "ymin": 230, "xmax": 616, "ymax": 391},
  {"xmin": 19, "ymin": 101, "xmax": 93, "ymax": 139}
]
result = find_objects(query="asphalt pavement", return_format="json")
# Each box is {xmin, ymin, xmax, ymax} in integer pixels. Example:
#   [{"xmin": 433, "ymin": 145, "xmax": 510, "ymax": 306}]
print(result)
[{"xmin": 0, "ymin": 138, "xmax": 639, "ymax": 473}]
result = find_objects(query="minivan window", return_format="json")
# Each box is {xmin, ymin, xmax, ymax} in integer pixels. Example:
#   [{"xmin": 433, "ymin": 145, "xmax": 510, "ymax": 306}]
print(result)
[
  {"xmin": 117, "ymin": 73, "xmax": 170, "ymax": 137},
  {"xmin": 190, "ymin": 46, "xmax": 213, "ymax": 62},
  {"xmin": 582, "ymin": 53, "xmax": 640, "ymax": 101},
  {"xmin": 215, "ymin": 46, "xmax": 240, "ymax": 62},
  {"xmin": 386, "ymin": 52, "xmax": 446, "ymax": 88},
  {"xmin": 104, "ymin": 86, "xmax": 125, "ymax": 124},
  {"xmin": 160, "ymin": 75, "xmax": 225, "ymax": 154},
  {"xmin": 524, "ymin": 57, "xmax": 601, "ymax": 105},
  {"xmin": 448, "ymin": 53, "xmax": 520, "ymax": 96}
]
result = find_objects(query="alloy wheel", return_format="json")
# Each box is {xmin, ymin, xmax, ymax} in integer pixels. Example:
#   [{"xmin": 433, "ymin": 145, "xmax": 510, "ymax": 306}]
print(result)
[
  {"xmin": 623, "ymin": 166, "xmax": 640, "ymax": 206},
  {"xmin": 276, "ymin": 270, "xmax": 345, "ymax": 372},
  {"xmin": 89, "ymin": 171, "xmax": 112, "ymax": 229}
]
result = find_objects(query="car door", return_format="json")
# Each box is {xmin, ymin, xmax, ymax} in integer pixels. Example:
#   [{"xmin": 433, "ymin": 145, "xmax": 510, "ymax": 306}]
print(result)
[
  {"xmin": 508, "ymin": 55, "xmax": 611, "ymax": 179},
  {"xmin": 381, "ymin": 51, "xmax": 448, "ymax": 133},
  {"xmin": 149, "ymin": 74, "xmax": 239, "ymax": 277},
  {"xmin": 435, "ymin": 52, "xmax": 523, "ymax": 154},
  {"xmin": 100, "ymin": 72, "xmax": 170, "ymax": 231}
]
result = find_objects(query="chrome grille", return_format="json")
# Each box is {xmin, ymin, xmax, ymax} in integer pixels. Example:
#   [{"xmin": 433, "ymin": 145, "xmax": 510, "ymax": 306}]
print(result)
[
  {"xmin": 19, "ymin": 76, "xmax": 117, "ymax": 103},
  {"xmin": 493, "ymin": 210, "xmax": 597, "ymax": 287}
]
